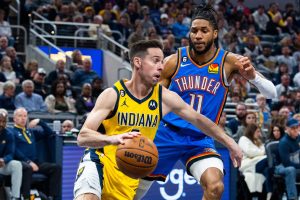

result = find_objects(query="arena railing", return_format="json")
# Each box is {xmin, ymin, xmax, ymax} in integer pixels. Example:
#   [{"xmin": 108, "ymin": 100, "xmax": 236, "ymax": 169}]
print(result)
[
  {"xmin": 29, "ymin": 28, "xmax": 72, "ymax": 68},
  {"xmin": 30, "ymin": 11, "xmax": 57, "ymax": 44},
  {"xmin": 0, "ymin": 24, "xmax": 27, "ymax": 56},
  {"xmin": 9, "ymin": 0, "xmax": 20, "ymax": 27},
  {"xmin": 30, "ymin": 19, "xmax": 131, "ymax": 75}
]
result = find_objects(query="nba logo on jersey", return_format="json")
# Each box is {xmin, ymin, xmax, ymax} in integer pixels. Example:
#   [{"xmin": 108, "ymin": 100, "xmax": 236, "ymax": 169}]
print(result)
[{"xmin": 208, "ymin": 64, "xmax": 219, "ymax": 74}]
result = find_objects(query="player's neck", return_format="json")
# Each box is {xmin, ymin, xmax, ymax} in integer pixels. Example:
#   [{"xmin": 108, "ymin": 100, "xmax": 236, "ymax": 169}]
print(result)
[
  {"xmin": 125, "ymin": 77, "xmax": 153, "ymax": 99},
  {"xmin": 190, "ymin": 46, "xmax": 217, "ymax": 65}
]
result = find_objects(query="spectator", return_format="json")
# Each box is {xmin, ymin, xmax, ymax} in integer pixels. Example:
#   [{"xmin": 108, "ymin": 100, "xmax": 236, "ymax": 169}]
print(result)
[
  {"xmin": 91, "ymin": 77, "xmax": 104, "ymax": 99},
  {"xmin": 5, "ymin": 47, "xmax": 25, "ymax": 81},
  {"xmin": 83, "ymin": 6, "xmax": 95, "ymax": 23},
  {"xmin": 57, "ymin": 73, "xmax": 77, "ymax": 99},
  {"xmin": 140, "ymin": 6, "xmax": 154, "ymax": 35},
  {"xmin": 238, "ymin": 124, "xmax": 272, "ymax": 197},
  {"xmin": 0, "ymin": 36, "xmax": 8, "ymax": 58},
  {"xmin": 45, "ymin": 59, "xmax": 71, "ymax": 85},
  {"xmin": 75, "ymin": 83, "xmax": 95, "ymax": 115},
  {"xmin": 293, "ymin": 65, "xmax": 300, "ymax": 88},
  {"xmin": 294, "ymin": 90, "xmax": 300, "ymax": 113},
  {"xmin": 14, "ymin": 80, "xmax": 47, "ymax": 112},
  {"xmin": 256, "ymin": 45, "xmax": 277, "ymax": 73},
  {"xmin": 0, "ymin": 81, "xmax": 15, "ymax": 110},
  {"xmin": 278, "ymin": 106, "xmax": 291, "ymax": 119},
  {"xmin": 45, "ymin": 80, "xmax": 76, "ymax": 114},
  {"xmin": 0, "ymin": 55, "xmax": 18, "ymax": 84},
  {"xmin": 71, "ymin": 50, "xmax": 83, "ymax": 71},
  {"xmin": 274, "ymin": 63, "xmax": 289, "ymax": 85},
  {"xmin": 218, "ymin": 112, "xmax": 233, "ymax": 137},
  {"xmin": 234, "ymin": 111, "xmax": 259, "ymax": 142},
  {"xmin": 275, "ymin": 74, "xmax": 294, "ymax": 98},
  {"xmin": 278, "ymin": 118, "xmax": 300, "ymax": 200},
  {"xmin": 24, "ymin": 59, "xmax": 38, "ymax": 80},
  {"xmin": 276, "ymin": 46, "xmax": 297, "ymax": 75},
  {"xmin": 156, "ymin": 13, "xmax": 171, "ymax": 39},
  {"xmin": 10, "ymin": 108, "xmax": 61, "ymax": 200},
  {"xmin": 227, "ymin": 102, "xmax": 247, "ymax": 135},
  {"xmin": 0, "ymin": 109, "xmax": 22, "ymax": 200},
  {"xmin": 172, "ymin": 12, "xmax": 189, "ymax": 39},
  {"xmin": 88, "ymin": 15, "xmax": 112, "ymax": 39},
  {"xmin": 72, "ymin": 58, "xmax": 99, "ymax": 86},
  {"xmin": 256, "ymin": 94, "xmax": 271, "ymax": 128},
  {"xmin": 266, "ymin": 124, "xmax": 285, "ymax": 143},
  {"xmin": 61, "ymin": 120, "xmax": 74, "ymax": 134},
  {"xmin": 121, "ymin": 2, "xmax": 140, "ymax": 25},
  {"xmin": 111, "ymin": 14, "xmax": 132, "ymax": 45},
  {"xmin": 127, "ymin": 20, "xmax": 145, "ymax": 47},
  {"xmin": 0, "ymin": 9, "xmax": 12, "ymax": 38},
  {"xmin": 32, "ymin": 68, "xmax": 48, "ymax": 99},
  {"xmin": 252, "ymin": 5, "xmax": 269, "ymax": 33}
]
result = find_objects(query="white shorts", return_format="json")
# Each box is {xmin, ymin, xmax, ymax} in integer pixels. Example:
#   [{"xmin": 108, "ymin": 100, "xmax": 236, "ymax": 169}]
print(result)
[
  {"xmin": 189, "ymin": 157, "xmax": 224, "ymax": 183},
  {"xmin": 73, "ymin": 160, "xmax": 102, "ymax": 199}
]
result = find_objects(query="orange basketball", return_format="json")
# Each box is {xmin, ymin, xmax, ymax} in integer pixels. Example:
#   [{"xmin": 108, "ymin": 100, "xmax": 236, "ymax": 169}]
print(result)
[{"xmin": 116, "ymin": 135, "xmax": 158, "ymax": 179}]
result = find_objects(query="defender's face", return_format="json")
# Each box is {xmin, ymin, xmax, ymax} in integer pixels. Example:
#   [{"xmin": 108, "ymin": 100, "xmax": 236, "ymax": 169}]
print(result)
[
  {"xmin": 139, "ymin": 48, "xmax": 164, "ymax": 85},
  {"xmin": 189, "ymin": 19, "xmax": 217, "ymax": 55}
]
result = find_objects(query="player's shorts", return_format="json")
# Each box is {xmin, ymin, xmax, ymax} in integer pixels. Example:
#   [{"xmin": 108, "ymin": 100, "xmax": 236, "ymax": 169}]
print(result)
[
  {"xmin": 146, "ymin": 121, "xmax": 223, "ymax": 182},
  {"xmin": 74, "ymin": 151, "xmax": 140, "ymax": 200},
  {"xmin": 73, "ymin": 159, "xmax": 102, "ymax": 199}
]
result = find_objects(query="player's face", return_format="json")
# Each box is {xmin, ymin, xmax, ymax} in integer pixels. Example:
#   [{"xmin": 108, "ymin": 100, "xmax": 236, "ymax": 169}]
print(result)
[
  {"xmin": 139, "ymin": 48, "xmax": 164, "ymax": 85},
  {"xmin": 189, "ymin": 19, "xmax": 217, "ymax": 55}
]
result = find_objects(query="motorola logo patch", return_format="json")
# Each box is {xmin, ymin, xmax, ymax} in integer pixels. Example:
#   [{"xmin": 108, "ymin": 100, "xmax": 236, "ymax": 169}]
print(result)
[{"xmin": 148, "ymin": 100, "xmax": 157, "ymax": 110}]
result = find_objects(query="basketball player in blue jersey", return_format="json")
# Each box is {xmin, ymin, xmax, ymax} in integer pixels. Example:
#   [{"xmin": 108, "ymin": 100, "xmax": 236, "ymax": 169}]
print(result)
[
  {"xmin": 74, "ymin": 40, "xmax": 242, "ymax": 200},
  {"xmin": 134, "ymin": 4, "xmax": 277, "ymax": 200}
]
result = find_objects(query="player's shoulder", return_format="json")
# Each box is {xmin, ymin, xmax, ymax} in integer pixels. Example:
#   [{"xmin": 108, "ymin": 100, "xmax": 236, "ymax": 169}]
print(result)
[
  {"xmin": 163, "ymin": 53, "xmax": 176, "ymax": 66},
  {"xmin": 224, "ymin": 52, "xmax": 239, "ymax": 64},
  {"xmin": 97, "ymin": 87, "xmax": 118, "ymax": 101}
]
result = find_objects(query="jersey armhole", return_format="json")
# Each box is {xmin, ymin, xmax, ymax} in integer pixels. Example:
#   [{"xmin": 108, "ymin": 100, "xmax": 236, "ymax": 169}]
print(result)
[
  {"xmin": 221, "ymin": 51, "xmax": 230, "ymax": 87},
  {"xmin": 170, "ymin": 48, "xmax": 181, "ymax": 80},
  {"xmin": 106, "ymin": 86, "xmax": 119, "ymax": 119},
  {"xmin": 159, "ymin": 85, "xmax": 162, "ymax": 121}
]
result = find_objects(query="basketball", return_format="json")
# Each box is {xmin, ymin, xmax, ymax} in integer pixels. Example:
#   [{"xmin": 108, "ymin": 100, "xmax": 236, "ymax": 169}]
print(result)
[{"xmin": 116, "ymin": 135, "xmax": 158, "ymax": 179}]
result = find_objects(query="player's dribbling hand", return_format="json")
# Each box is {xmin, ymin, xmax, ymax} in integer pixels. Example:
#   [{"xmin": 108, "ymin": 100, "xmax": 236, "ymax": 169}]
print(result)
[
  {"xmin": 109, "ymin": 132, "xmax": 141, "ymax": 145},
  {"xmin": 235, "ymin": 55, "xmax": 256, "ymax": 81},
  {"xmin": 229, "ymin": 142, "xmax": 243, "ymax": 168}
]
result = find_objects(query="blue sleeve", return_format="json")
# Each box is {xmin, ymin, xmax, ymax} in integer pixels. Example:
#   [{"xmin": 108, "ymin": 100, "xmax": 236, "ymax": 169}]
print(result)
[
  {"xmin": 2, "ymin": 131, "xmax": 15, "ymax": 164},
  {"xmin": 14, "ymin": 95, "xmax": 22, "ymax": 108},
  {"xmin": 279, "ymin": 140, "xmax": 300, "ymax": 168},
  {"xmin": 31, "ymin": 120, "xmax": 54, "ymax": 141}
]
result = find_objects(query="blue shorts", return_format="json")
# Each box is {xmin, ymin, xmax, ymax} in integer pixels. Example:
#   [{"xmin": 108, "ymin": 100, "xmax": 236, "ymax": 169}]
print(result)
[{"xmin": 146, "ymin": 122, "xmax": 221, "ymax": 181}]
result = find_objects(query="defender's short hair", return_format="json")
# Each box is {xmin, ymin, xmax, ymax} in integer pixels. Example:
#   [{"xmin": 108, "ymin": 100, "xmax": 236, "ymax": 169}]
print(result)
[{"xmin": 192, "ymin": 4, "xmax": 218, "ymax": 30}]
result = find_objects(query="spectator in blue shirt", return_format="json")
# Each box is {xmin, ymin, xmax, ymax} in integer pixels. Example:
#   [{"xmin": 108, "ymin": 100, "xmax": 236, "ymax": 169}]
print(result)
[
  {"xmin": 72, "ymin": 58, "xmax": 99, "ymax": 86},
  {"xmin": 14, "ymin": 80, "xmax": 47, "ymax": 112},
  {"xmin": 0, "ymin": 109, "xmax": 22, "ymax": 200},
  {"xmin": 10, "ymin": 107, "xmax": 61, "ymax": 200},
  {"xmin": 0, "ymin": 80, "xmax": 16, "ymax": 110},
  {"xmin": 172, "ymin": 12, "xmax": 189, "ymax": 39},
  {"xmin": 278, "ymin": 118, "xmax": 300, "ymax": 200}
]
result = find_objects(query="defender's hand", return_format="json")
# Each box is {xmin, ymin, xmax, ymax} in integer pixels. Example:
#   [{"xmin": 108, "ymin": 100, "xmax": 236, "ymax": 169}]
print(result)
[{"xmin": 235, "ymin": 56, "xmax": 256, "ymax": 80}]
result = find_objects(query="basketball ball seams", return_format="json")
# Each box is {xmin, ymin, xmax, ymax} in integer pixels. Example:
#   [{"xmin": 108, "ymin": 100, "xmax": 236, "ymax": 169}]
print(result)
[{"xmin": 116, "ymin": 147, "xmax": 158, "ymax": 158}]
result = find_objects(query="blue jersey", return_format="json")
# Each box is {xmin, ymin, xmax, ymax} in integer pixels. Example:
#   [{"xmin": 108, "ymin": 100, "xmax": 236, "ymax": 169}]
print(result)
[{"xmin": 163, "ymin": 46, "xmax": 229, "ymax": 137}]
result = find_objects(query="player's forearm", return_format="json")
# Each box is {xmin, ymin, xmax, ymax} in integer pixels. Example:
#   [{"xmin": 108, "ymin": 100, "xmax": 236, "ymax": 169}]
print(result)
[
  {"xmin": 194, "ymin": 115, "xmax": 237, "ymax": 149},
  {"xmin": 77, "ymin": 127, "xmax": 110, "ymax": 148},
  {"xmin": 249, "ymin": 73, "xmax": 277, "ymax": 99}
]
